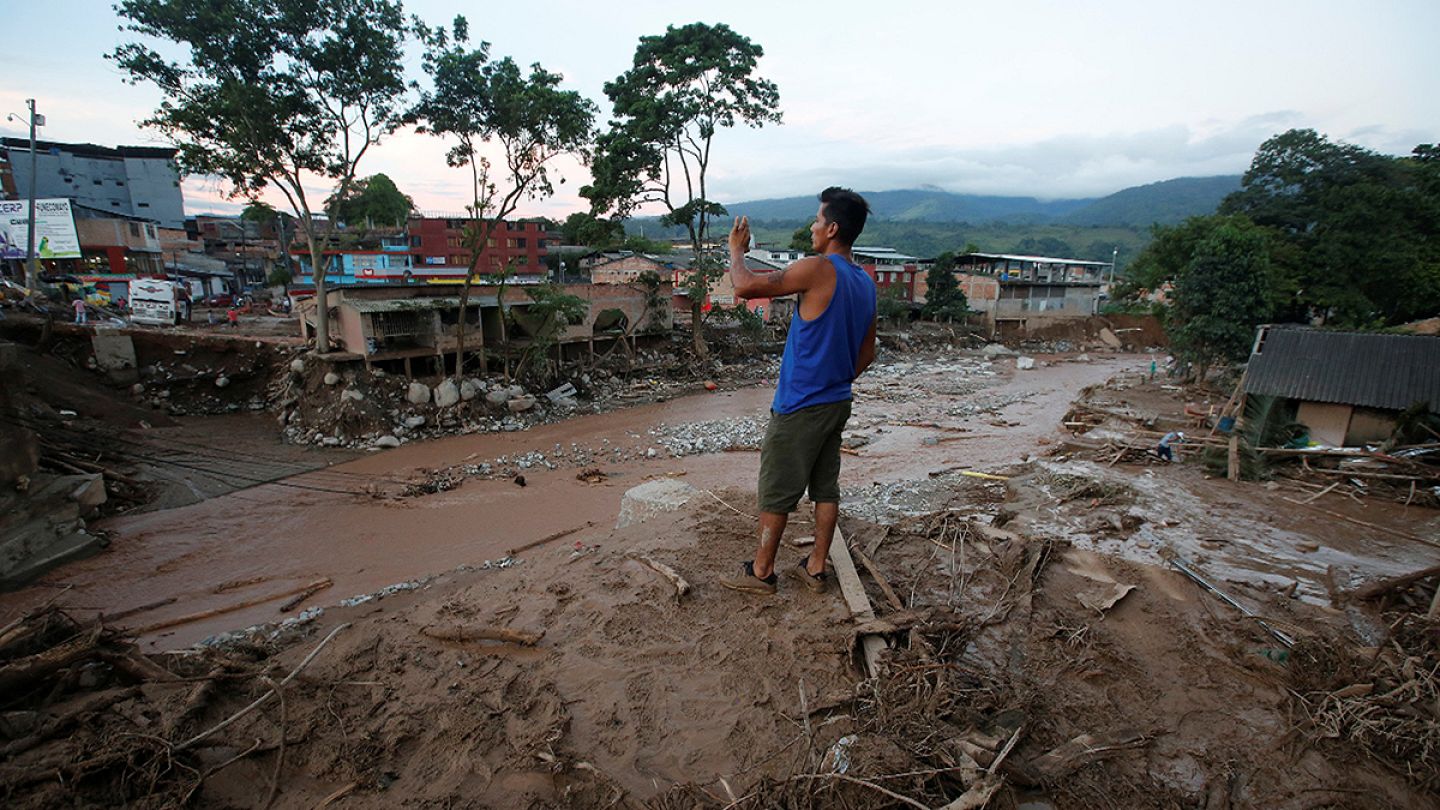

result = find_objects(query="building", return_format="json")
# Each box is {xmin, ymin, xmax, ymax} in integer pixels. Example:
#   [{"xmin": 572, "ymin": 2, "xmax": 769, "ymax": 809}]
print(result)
[
  {"xmin": 589, "ymin": 252, "xmax": 671, "ymax": 285},
  {"xmin": 854, "ymin": 247, "xmax": 926, "ymax": 302},
  {"xmin": 406, "ymin": 216, "xmax": 549, "ymax": 281},
  {"xmin": 1242, "ymin": 327, "xmax": 1440, "ymax": 446},
  {"xmin": 2, "ymin": 138, "xmax": 185, "ymax": 229},
  {"xmin": 952, "ymin": 252, "xmax": 1112, "ymax": 333},
  {"xmin": 294, "ymin": 280, "xmax": 673, "ymax": 375}
]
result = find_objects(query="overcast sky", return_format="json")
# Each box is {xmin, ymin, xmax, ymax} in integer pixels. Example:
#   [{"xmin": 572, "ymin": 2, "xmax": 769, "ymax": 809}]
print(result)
[{"xmin": 2, "ymin": 0, "xmax": 1435, "ymax": 218}]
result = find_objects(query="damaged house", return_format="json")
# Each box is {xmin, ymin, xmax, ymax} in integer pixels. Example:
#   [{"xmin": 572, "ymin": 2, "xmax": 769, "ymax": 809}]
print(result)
[{"xmin": 1243, "ymin": 326, "xmax": 1440, "ymax": 446}]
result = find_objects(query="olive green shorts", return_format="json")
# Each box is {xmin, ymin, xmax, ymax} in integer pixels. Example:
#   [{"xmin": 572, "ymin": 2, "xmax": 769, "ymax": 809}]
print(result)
[{"xmin": 757, "ymin": 399, "xmax": 852, "ymax": 514}]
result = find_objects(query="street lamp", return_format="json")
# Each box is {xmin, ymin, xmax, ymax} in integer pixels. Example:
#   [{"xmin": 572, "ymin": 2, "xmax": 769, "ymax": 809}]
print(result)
[
  {"xmin": 5, "ymin": 99, "xmax": 44, "ymax": 290},
  {"xmin": 1110, "ymin": 247, "xmax": 1118, "ymax": 286}
]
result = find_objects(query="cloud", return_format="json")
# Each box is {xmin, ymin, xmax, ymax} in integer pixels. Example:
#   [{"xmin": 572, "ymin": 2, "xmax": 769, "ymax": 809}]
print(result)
[{"xmin": 701, "ymin": 113, "xmax": 1426, "ymax": 202}]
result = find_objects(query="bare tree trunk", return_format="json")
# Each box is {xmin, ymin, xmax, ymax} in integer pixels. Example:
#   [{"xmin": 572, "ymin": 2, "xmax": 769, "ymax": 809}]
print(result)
[{"xmin": 307, "ymin": 231, "xmax": 329, "ymax": 353}]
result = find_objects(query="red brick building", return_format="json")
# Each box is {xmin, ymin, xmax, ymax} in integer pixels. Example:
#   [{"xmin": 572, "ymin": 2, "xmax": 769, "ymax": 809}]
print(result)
[{"xmin": 406, "ymin": 216, "xmax": 549, "ymax": 280}]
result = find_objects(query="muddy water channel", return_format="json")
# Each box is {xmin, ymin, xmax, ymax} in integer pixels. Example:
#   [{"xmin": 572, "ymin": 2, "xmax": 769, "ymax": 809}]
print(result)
[{"xmin": 6, "ymin": 353, "xmax": 1142, "ymax": 648}]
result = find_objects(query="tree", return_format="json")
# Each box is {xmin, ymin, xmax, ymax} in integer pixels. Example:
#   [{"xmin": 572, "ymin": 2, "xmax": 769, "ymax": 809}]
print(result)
[
  {"xmin": 1136, "ymin": 215, "xmax": 1274, "ymax": 376},
  {"xmin": 111, "ymin": 0, "xmax": 410, "ymax": 354},
  {"xmin": 921, "ymin": 250, "xmax": 968, "ymax": 322},
  {"xmin": 513, "ymin": 283, "xmax": 589, "ymax": 382},
  {"xmin": 1221, "ymin": 129, "xmax": 1440, "ymax": 326},
  {"xmin": 788, "ymin": 225, "xmax": 812, "ymax": 253},
  {"xmin": 560, "ymin": 211, "xmax": 624, "ymax": 247},
  {"xmin": 584, "ymin": 22, "xmax": 781, "ymax": 358},
  {"xmin": 409, "ymin": 15, "xmax": 597, "ymax": 383},
  {"xmin": 877, "ymin": 285, "xmax": 910, "ymax": 326},
  {"xmin": 327, "ymin": 173, "xmax": 415, "ymax": 228}
]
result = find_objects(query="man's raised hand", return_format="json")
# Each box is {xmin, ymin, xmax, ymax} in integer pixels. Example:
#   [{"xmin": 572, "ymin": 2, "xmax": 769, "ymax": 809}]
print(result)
[{"xmin": 729, "ymin": 216, "xmax": 751, "ymax": 254}]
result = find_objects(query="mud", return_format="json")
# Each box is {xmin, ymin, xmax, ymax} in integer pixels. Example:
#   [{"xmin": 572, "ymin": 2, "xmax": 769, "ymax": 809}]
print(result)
[{"xmin": 0, "ymin": 353, "xmax": 1134, "ymax": 649}]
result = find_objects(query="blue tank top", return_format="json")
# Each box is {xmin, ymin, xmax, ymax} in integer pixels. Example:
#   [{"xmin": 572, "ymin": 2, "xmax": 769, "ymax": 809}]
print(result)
[{"xmin": 772, "ymin": 254, "xmax": 878, "ymax": 414}]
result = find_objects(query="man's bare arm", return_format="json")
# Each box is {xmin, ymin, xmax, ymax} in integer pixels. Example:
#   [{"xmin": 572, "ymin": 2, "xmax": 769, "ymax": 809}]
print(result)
[
  {"xmin": 855, "ymin": 318, "xmax": 877, "ymax": 378},
  {"xmin": 728, "ymin": 216, "xmax": 821, "ymax": 299}
]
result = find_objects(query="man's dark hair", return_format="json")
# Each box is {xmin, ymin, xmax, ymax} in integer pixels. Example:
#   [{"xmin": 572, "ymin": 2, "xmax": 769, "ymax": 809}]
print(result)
[{"xmin": 819, "ymin": 186, "xmax": 869, "ymax": 246}]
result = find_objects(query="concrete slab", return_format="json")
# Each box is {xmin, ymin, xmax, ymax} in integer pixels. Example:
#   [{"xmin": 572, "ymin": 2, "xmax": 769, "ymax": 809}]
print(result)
[{"xmin": 616, "ymin": 478, "xmax": 699, "ymax": 529}]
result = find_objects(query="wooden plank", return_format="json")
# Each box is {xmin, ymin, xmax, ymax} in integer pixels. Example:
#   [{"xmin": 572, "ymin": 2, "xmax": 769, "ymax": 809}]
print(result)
[{"xmin": 827, "ymin": 527, "xmax": 886, "ymax": 677}]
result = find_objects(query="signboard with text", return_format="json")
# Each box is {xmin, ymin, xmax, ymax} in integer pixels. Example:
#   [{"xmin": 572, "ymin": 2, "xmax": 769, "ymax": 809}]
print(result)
[{"xmin": 0, "ymin": 198, "xmax": 82, "ymax": 260}]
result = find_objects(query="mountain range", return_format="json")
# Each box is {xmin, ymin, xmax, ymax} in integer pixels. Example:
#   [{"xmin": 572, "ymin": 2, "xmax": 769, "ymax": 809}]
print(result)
[{"xmin": 720, "ymin": 175, "xmax": 1242, "ymax": 228}]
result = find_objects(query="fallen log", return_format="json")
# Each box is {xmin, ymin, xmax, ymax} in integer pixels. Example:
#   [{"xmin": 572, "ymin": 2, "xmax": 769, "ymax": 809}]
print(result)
[
  {"xmin": 851, "ymin": 544, "xmax": 906, "ymax": 612},
  {"xmin": 420, "ymin": 624, "xmax": 545, "ymax": 646},
  {"xmin": 278, "ymin": 578, "xmax": 333, "ymax": 612},
  {"xmin": 634, "ymin": 555, "xmax": 691, "ymax": 602},
  {"xmin": 0, "ymin": 686, "xmax": 142, "ymax": 758},
  {"xmin": 0, "ymin": 624, "xmax": 102, "ymax": 695},
  {"xmin": 1349, "ymin": 564, "xmax": 1440, "ymax": 601},
  {"xmin": 127, "ymin": 579, "xmax": 334, "ymax": 635},
  {"xmin": 507, "ymin": 522, "xmax": 594, "ymax": 557},
  {"xmin": 1011, "ymin": 729, "xmax": 1149, "ymax": 785}
]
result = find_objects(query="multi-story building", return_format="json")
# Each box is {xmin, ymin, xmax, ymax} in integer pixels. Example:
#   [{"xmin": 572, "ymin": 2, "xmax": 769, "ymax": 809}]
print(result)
[
  {"xmin": 405, "ymin": 216, "xmax": 549, "ymax": 281},
  {"xmin": 1, "ymin": 138, "xmax": 185, "ymax": 228},
  {"xmin": 952, "ymin": 252, "xmax": 1112, "ymax": 333}
]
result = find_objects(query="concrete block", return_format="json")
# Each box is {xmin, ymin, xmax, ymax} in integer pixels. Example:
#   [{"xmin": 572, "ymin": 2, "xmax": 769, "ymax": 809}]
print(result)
[
  {"xmin": 1016, "ymin": 356, "xmax": 1036, "ymax": 370},
  {"xmin": 616, "ymin": 479, "xmax": 698, "ymax": 529},
  {"xmin": 90, "ymin": 331, "xmax": 136, "ymax": 372}
]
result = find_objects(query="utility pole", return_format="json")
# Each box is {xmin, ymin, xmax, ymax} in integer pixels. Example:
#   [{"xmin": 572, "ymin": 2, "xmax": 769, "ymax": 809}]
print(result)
[{"xmin": 23, "ymin": 99, "xmax": 43, "ymax": 290}]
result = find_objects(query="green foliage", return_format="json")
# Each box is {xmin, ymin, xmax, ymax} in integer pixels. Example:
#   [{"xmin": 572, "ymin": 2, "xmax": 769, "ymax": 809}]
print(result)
[
  {"xmin": 788, "ymin": 225, "xmax": 812, "ymax": 253},
  {"xmin": 1220, "ymin": 129, "xmax": 1440, "ymax": 326},
  {"xmin": 266, "ymin": 264, "xmax": 293, "ymax": 288},
  {"xmin": 877, "ymin": 285, "xmax": 911, "ymax": 325},
  {"xmin": 560, "ymin": 211, "xmax": 624, "ymax": 246},
  {"xmin": 1152, "ymin": 215, "xmax": 1275, "ymax": 372},
  {"xmin": 921, "ymin": 251, "xmax": 968, "ymax": 322},
  {"xmin": 240, "ymin": 200, "xmax": 279, "ymax": 225},
  {"xmin": 620, "ymin": 235, "xmax": 672, "ymax": 254},
  {"xmin": 112, "ymin": 0, "xmax": 410, "ymax": 352},
  {"xmin": 327, "ymin": 173, "xmax": 414, "ymax": 227},
  {"xmin": 584, "ymin": 22, "xmax": 780, "ymax": 356}
]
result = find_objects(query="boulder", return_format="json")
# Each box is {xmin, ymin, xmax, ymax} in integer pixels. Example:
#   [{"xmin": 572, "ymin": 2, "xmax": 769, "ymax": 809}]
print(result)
[
  {"xmin": 507, "ymin": 384, "xmax": 527, "ymax": 399},
  {"xmin": 290, "ymin": 358, "xmax": 306, "ymax": 373},
  {"xmin": 406, "ymin": 382, "xmax": 431, "ymax": 405},
  {"xmin": 69, "ymin": 474, "xmax": 107, "ymax": 513},
  {"xmin": 485, "ymin": 389, "xmax": 511, "ymax": 406},
  {"xmin": 403, "ymin": 415, "xmax": 426, "ymax": 429},
  {"xmin": 341, "ymin": 388, "xmax": 364, "ymax": 402},
  {"xmin": 434, "ymin": 379, "xmax": 461, "ymax": 408},
  {"xmin": 1099, "ymin": 328, "xmax": 1124, "ymax": 350},
  {"xmin": 373, "ymin": 435, "xmax": 401, "ymax": 448},
  {"xmin": 616, "ymin": 479, "xmax": 698, "ymax": 529},
  {"xmin": 459, "ymin": 379, "xmax": 481, "ymax": 401},
  {"xmin": 1016, "ymin": 356, "xmax": 1036, "ymax": 370},
  {"xmin": 507, "ymin": 395, "xmax": 536, "ymax": 413},
  {"xmin": 323, "ymin": 372, "xmax": 341, "ymax": 386},
  {"xmin": 214, "ymin": 376, "xmax": 230, "ymax": 388},
  {"xmin": 981, "ymin": 343, "xmax": 1016, "ymax": 357}
]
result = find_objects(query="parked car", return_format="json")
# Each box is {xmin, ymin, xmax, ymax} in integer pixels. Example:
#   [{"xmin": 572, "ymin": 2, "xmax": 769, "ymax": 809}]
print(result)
[{"xmin": 205, "ymin": 292, "xmax": 235, "ymax": 308}]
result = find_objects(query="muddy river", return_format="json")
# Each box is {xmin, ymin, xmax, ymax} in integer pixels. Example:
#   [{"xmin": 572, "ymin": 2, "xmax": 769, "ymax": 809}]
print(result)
[{"xmin": 7, "ymin": 354, "xmax": 1142, "ymax": 648}]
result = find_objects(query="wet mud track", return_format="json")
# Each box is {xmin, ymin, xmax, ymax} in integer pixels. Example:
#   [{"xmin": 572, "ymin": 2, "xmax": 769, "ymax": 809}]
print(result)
[{"xmin": 4, "ymin": 354, "xmax": 1142, "ymax": 649}]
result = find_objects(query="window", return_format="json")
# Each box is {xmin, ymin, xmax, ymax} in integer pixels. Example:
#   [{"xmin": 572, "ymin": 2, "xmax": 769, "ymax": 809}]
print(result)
[
  {"xmin": 115, "ymin": 180, "xmax": 125, "ymax": 187},
  {"xmin": 93, "ymin": 179, "xmax": 103, "ymax": 185},
  {"xmin": 516, "ymin": 255, "xmax": 528, "ymax": 266},
  {"xmin": 129, "ymin": 223, "xmax": 140, "ymax": 237},
  {"xmin": 410, "ymin": 236, "xmax": 421, "ymax": 248},
  {"xmin": 137, "ymin": 202, "xmax": 150, "ymax": 208},
  {"xmin": 486, "ymin": 238, "xmax": 496, "ymax": 247},
  {"xmin": 515, "ymin": 238, "xmax": 526, "ymax": 249},
  {"xmin": 506, "ymin": 238, "xmax": 517, "ymax": 248}
]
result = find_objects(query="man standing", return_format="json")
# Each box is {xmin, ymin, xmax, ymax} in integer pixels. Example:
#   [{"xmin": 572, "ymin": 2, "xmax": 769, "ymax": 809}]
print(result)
[
  {"xmin": 720, "ymin": 187, "xmax": 877, "ymax": 595},
  {"xmin": 72, "ymin": 296, "xmax": 87, "ymax": 325}
]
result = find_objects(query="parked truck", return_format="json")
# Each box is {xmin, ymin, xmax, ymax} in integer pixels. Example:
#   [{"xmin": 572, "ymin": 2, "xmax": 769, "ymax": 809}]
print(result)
[{"xmin": 129, "ymin": 278, "xmax": 187, "ymax": 326}]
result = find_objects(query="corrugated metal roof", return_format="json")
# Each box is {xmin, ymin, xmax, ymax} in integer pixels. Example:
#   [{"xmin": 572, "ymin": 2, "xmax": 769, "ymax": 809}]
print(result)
[{"xmin": 1244, "ymin": 327, "xmax": 1440, "ymax": 412}]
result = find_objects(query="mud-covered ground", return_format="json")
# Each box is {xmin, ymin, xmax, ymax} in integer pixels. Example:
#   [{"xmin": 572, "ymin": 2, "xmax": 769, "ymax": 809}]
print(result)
[{"xmin": 2, "ymin": 344, "xmax": 1437, "ymax": 808}]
